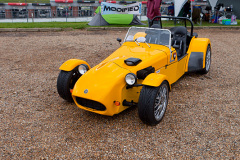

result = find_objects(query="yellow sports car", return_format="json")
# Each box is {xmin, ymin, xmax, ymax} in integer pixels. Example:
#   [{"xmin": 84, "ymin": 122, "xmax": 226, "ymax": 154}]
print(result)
[{"xmin": 57, "ymin": 16, "xmax": 211, "ymax": 125}]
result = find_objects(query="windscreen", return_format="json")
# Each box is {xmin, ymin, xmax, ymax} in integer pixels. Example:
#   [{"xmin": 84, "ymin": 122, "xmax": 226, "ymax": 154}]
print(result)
[{"xmin": 124, "ymin": 27, "xmax": 171, "ymax": 47}]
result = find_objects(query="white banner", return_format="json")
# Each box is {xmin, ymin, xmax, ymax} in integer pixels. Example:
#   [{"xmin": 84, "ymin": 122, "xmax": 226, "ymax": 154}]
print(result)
[{"xmin": 101, "ymin": 2, "xmax": 142, "ymax": 15}]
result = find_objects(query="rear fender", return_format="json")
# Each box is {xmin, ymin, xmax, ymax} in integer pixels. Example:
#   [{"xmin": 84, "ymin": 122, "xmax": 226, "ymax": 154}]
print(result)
[
  {"xmin": 142, "ymin": 73, "xmax": 171, "ymax": 90},
  {"xmin": 59, "ymin": 59, "xmax": 91, "ymax": 71},
  {"xmin": 186, "ymin": 38, "xmax": 211, "ymax": 72}
]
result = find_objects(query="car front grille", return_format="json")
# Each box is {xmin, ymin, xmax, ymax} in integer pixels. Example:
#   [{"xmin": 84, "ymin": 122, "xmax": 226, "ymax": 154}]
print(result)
[{"xmin": 76, "ymin": 97, "xmax": 106, "ymax": 111}]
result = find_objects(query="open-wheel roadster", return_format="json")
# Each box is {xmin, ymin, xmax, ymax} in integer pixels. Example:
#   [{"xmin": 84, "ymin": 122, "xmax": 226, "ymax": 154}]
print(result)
[{"xmin": 57, "ymin": 16, "xmax": 211, "ymax": 125}]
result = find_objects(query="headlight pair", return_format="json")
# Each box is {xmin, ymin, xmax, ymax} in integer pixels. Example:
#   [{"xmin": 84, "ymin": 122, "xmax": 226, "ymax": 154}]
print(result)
[
  {"xmin": 78, "ymin": 64, "xmax": 89, "ymax": 75},
  {"xmin": 79, "ymin": 65, "xmax": 136, "ymax": 85}
]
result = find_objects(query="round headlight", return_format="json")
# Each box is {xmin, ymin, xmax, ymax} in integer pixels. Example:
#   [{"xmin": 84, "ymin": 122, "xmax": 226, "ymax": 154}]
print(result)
[
  {"xmin": 78, "ymin": 64, "xmax": 89, "ymax": 75},
  {"xmin": 125, "ymin": 73, "xmax": 137, "ymax": 86}
]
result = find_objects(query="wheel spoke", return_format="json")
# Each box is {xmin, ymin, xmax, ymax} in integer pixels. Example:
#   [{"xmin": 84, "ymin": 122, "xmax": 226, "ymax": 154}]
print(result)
[
  {"xmin": 206, "ymin": 49, "xmax": 211, "ymax": 71},
  {"xmin": 154, "ymin": 85, "xmax": 168, "ymax": 121},
  {"xmin": 155, "ymin": 90, "xmax": 161, "ymax": 107},
  {"xmin": 155, "ymin": 108, "xmax": 160, "ymax": 117}
]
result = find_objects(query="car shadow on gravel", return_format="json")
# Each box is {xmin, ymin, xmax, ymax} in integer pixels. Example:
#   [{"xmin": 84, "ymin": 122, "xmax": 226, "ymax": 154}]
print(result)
[
  {"xmin": 59, "ymin": 98, "xmax": 161, "ymax": 129},
  {"xmin": 57, "ymin": 72, "xmax": 213, "ymax": 129}
]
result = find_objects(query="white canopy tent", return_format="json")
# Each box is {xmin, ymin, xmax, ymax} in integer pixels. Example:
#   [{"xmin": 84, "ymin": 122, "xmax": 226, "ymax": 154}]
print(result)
[
  {"xmin": 208, "ymin": 0, "xmax": 219, "ymax": 10},
  {"xmin": 174, "ymin": 0, "xmax": 187, "ymax": 17},
  {"xmin": 174, "ymin": 0, "xmax": 219, "ymax": 17}
]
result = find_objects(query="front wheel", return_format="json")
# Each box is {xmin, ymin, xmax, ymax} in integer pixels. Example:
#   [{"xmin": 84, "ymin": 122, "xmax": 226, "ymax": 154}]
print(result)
[
  {"xmin": 138, "ymin": 81, "xmax": 169, "ymax": 125},
  {"xmin": 57, "ymin": 66, "xmax": 81, "ymax": 102}
]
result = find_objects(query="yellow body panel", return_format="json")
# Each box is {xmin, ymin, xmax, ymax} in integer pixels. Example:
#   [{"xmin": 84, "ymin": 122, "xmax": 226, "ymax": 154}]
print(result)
[
  {"xmin": 142, "ymin": 73, "xmax": 170, "ymax": 89},
  {"xmin": 186, "ymin": 37, "xmax": 211, "ymax": 72},
  {"xmin": 158, "ymin": 47, "xmax": 189, "ymax": 84},
  {"xmin": 59, "ymin": 59, "xmax": 90, "ymax": 71},
  {"xmin": 72, "ymin": 62, "xmax": 128, "ymax": 116}
]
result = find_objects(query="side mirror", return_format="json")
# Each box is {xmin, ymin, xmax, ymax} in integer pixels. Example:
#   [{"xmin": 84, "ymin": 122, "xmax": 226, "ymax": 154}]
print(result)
[
  {"xmin": 117, "ymin": 38, "xmax": 122, "ymax": 46},
  {"xmin": 117, "ymin": 38, "xmax": 122, "ymax": 42}
]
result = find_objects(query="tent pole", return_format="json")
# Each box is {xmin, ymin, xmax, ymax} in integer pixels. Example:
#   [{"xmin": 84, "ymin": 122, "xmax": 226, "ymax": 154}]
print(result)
[{"xmin": 191, "ymin": 0, "xmax": 193, "ymax": 20}]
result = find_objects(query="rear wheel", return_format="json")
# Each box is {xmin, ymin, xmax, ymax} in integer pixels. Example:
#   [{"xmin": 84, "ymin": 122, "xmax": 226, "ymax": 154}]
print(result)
[
  {"xmin": 57, "ymin": 66, "xmax": 81, "ymax": 102},
  {"xmin": 138, "ymin": 81, "xmax": 169, "ymax": 125},
  {"xmin": 200, "ymin": 45, "xmax": 211, "ymax": 74}
]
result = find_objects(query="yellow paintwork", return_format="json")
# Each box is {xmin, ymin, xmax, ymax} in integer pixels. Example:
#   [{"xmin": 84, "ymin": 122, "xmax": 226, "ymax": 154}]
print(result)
[
  {"xmin": 60, "ymin": 32, "xmax": 211, "ymax": 116},
  {"xmin": 142, "ymin": 73, "xmax": 170, "ymax": 88},
  {"xmin": 185, "ymin": 37, "xmax": 211, "ymax": 72},
  {"xmin": 59, "ymin": 59, "xmax": 91, "ymax": 71},
  {"xmin": 72, "ymin": 62, "xmax": 129, "ymax": 116}
]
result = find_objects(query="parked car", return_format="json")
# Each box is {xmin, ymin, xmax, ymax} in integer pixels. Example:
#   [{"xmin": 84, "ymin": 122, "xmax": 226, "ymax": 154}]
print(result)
[
  {"xmin": 57, "ymin": 16, "xmax": 211, "ymax": 125},
  {"xmin": 39, "ymin": 10, "xmax": 47, "ymax": 18},
  {"xmin": 18, "ymin": 9, "xmax": 27, "ymax": 18},
  {"xmin": 0, "ymin": 10, "xmax": 5, "ymax": 18}
]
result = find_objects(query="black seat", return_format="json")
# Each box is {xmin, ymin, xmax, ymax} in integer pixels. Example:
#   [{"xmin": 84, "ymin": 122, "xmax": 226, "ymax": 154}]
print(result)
[
  {"xmin": 171, "ymin": 26, "xmax": 187, "ymax": 58},
  {"xmin": 169, "ymin": 27, "xmax": 177, "ymax": 38}
]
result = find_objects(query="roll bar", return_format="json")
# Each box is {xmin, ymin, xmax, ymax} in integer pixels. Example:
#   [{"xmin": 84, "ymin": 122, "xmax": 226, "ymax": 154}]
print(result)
[{"xmin": 152, "ymin": 16, "xmax": 194, "ymax": 37}]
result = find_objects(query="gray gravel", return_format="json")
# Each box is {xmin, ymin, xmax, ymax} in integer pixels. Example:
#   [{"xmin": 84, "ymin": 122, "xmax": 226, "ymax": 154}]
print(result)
[{"xmin": 0, "ymin": 29, "xmax": 239, "ymax": 159}]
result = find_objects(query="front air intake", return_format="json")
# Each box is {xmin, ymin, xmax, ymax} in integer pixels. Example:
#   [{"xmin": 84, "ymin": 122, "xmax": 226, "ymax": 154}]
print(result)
[{"xmin": 76, "ymin": 97, "xmax": 106, "ymax": 111}]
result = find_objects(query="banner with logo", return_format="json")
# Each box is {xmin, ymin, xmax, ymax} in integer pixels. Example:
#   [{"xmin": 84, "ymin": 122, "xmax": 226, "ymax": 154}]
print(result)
[{"xmin": 101, "ymin": 2, "xmax": 141, "ymax": 15}]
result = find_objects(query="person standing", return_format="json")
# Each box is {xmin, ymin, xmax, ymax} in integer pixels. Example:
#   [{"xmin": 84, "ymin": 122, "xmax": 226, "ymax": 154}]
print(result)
[{"xmin": 147, "ymin": 0, "xmax": 162, "ymax": 27}]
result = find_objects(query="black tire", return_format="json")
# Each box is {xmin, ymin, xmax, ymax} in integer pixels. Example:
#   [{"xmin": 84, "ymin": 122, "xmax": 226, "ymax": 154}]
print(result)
[
  {"xmin": 199, "ymin": 45, "xmax": 211, "ymax": 74},
  {"xmin": 57, "ymin": 66, "xmax": 81, "ymax": 102},
  {"xmin": 138, "ymin": 81, "xmax": 169, "ymax": 125}
]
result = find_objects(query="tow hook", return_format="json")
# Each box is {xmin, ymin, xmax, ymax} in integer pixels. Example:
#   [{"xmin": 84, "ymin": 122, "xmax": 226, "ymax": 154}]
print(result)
[{"xmin": 122, "ymin": 100, "xmax": 137, "ymax": 107}]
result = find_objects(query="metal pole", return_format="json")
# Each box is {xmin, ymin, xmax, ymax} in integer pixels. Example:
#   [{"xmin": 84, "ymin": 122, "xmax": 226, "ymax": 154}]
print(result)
[
  {"xmin": 25, "ymin": 0, "xmax": 28, "ymax": 22},
  {"xmin": 191, "ymin": 0, "xmax": 193, "ymax": 20},
  {"xmin": 66, "ymin": 8, "xmax": 67, "ymax": 22}
]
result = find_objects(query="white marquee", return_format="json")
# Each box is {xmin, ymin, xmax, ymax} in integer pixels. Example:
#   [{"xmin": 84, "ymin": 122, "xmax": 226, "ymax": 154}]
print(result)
[{"xmin": 174, "ymin": 0, "xmax": 219, "ymax": 17}]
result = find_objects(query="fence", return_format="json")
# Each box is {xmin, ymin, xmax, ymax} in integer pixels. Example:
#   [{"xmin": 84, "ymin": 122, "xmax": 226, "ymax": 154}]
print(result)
[
  {"xmin": 0, "ymin": 2, "xmax": 175, "ymax": 23},
  {"xmin": 0, "ymin": 9, "xmax": 98, "ymax": 22},
  {"xmin": 0, "ymin": 9, "xmax": 95, "ymax": 18},
  {"xmin": 0, "ymin": 9, "xmax": 149, "ymax": 23}
]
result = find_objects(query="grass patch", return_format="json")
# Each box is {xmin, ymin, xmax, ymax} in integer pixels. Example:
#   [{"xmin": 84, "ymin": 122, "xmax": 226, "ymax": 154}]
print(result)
[
  {"xmin": 0, "ymin": 22, "xmax": 89, "ymax": 29},
  {"xmin": 0, "ymin": 19, "xmax": 239, "ymax": 29},
  {"xmin": 103, "ymin": 19, "xmax": 240, "ymax": 27}
]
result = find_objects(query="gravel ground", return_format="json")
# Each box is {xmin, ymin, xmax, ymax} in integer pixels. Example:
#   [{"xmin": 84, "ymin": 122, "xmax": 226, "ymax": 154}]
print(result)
[{"xmin": 0, "ymin": 29, "xmax": 239, "ymax": 159}]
